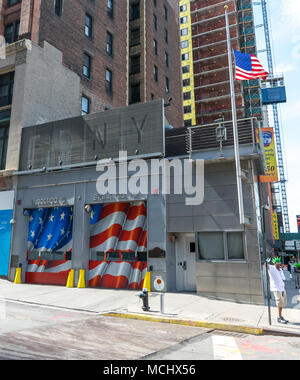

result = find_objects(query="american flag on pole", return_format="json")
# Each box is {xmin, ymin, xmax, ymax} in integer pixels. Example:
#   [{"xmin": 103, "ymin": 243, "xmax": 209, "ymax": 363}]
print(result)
[{"xmin": 233, "ymin": 50, "xmax": 269, "ymax": 81}]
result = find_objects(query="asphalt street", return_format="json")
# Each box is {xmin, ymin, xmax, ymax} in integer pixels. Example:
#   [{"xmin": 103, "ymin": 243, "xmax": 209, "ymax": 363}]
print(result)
[{"xmin": 0, "ymin": 299, "xmax": 300, "ymax": 361}]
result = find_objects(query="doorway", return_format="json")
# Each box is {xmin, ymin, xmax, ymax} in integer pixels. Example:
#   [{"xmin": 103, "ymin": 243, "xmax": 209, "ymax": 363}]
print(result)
[{"xmin": 175, "ymin": 233, "xmax": 196, "ymax": 292}]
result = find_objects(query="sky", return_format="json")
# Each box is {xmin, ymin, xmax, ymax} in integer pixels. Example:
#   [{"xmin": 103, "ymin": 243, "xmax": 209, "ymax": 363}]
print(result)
[{"xmin": 253, "ymin": 0, "xmax": 300, "ymax": 232}]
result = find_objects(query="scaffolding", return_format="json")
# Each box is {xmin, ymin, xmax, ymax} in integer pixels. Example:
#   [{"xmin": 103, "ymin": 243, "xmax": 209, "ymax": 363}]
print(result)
[
  {"xmin": 258, "ymin": 0, "xmax": 290, "ymax": 233},
  {"xmin": 237, "ymin": 0, "xmax": 263, "ymax": 120}
]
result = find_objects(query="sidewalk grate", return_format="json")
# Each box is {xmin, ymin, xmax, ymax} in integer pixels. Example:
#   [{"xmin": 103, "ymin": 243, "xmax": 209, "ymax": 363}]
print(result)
[{"xmin": 210, "ymin": 330, "xmax": 248, "ymax": 339}]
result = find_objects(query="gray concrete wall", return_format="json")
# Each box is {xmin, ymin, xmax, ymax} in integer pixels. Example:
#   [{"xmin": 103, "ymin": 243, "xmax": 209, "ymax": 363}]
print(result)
[
  {"xmin": 166, "ymin": 159, "xmax": 264, "ymax": 304},
  {"xmin": 5, "ymin": 40, "xmax": 80, "ymax": 171}
]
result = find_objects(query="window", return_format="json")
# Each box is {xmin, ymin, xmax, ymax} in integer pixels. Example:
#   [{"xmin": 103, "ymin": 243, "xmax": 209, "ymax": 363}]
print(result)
[
  {"xmin": 106, "ymin": 32, "xmax": 113, "ymax": 55},
  {"xmin": 130, "ymin": 83, "xmax": 140, "ymax": 104},
  {"xmin": 184, "ymin": 119, "xmax": 192, "ymax": 127},
  {"xmin": 197, "ymin": 232, "xmax": 245, "ymax": 261},
  {"xmin": 153, "ymin": 39, "xmax": 157, "ymax": 55},
  {"xmin": 183, "ymin": 91, "xmax": 191, "ymax": 100},
  {"xmin": 180, "ymin": 4, "xmax": 187, "ymax": 12},
  {"xmin": 0, "ymin": 72, "xmax": 14, "ymax": 107},
  {"xmin": 0, "ymin": 123, "xmax": 9, "ymax": 170},
  {"xmin": 182, "ymin": 65, "xmax": 190, "ymax": 74},
  {"xmin": 153, "ymin": 0, "xmax": 157, "ymax": 6},
  {"xmin": 54, "ymin": 0, "xmax": 63, "ymax": 16},
  {"xmin": 227, "ymin": 232, "xmax": 244, "ymax": 260},
  {"xmin": 153, "ymin": 14, "xmax": 157, "ymax": 30},
  {"xmin": 7, "ymin": 0, "xmax": 21, "ymax": 6},
  {"xmin": 182, "ymin": 53, "xmax": 189, "ymax": 61},
  {"xmin": 83, "ymin": 53, "xmax": 91, "ymax": 79},
  {"xmin": 181, "ymin": 28, "xmax": 188, "ymax": 36},
  {"xmin": 183, "ymin": 78, "xmax": 190, "ymax": 87},
  {"xmin": 130, "ymin": 55, "xmax": 140, "ymax": 74},
  {"xmin": 165, "ymin": 28, "xmax": 168, "ymax": 44},
  {"xmin": 130, "ymin": 28, "xmax": 140, "ymax": 46},
  {"xmin": 165, "ymin": 52, "xmax": 169, "ymax": 67},
  {"xmin": 105, "ymin": 69, "xmax": 113, "ymax": 93},
  {"xmin": 107, "ymin": 0, "xmax": 114, "ymax": 18},
  {"xmin": 165, "ymin": 77, "xmax": 169, "ymax": 93},
  {"xmin": 164, "ymin": 6, "xmax": 168, "ymax": 21},
  {"xmin": 130, "ymin": 2, "xmax": 140, "ymax": 20},
  {"xmin": 180, "ymin": 16, "xmax": 187, "ymax": 24},
  {"xmin": 81, "ymin": 96, "xmax": 90, "ymax": 115},
  {"xmin": 4, "ymin": 21, "xmax": 20, "ymax": 44},
  {"xmin": 181, "ymin": 40, "xmax": 189, "ymax": 49},
  {"xmin": 184, "ymin": 105, "xmax": 192, "ymax": 114},
  {"xmin": 85, "ymin": 14, "xmax": 93, "ymax": 38},
  {"xmin": 154, "ymin": 65, "xmax": 158, "ymax": 82}
]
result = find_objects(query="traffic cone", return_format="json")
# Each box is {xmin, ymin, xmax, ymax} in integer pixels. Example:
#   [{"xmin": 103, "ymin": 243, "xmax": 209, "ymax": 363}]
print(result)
[
  {"xmin": 14, "ymin": 268, "xmax": 22, "ymax": 284},
  {"xmin": 143, "ymin": 271, "xmax": 151, "ymax": 292},
  {"xmin": 77, "ymin": 269, "xmax": 86, "ymax": 288},
  {"xmin": 66, "ymin": 269, "xmax": 74, "ymax": 288}
]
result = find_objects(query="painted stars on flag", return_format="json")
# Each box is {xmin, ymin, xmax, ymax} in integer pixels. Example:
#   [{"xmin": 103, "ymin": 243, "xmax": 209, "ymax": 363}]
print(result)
[{"xmin": 27, "ymin": 207, "xmax": 73, "ymax": 253}]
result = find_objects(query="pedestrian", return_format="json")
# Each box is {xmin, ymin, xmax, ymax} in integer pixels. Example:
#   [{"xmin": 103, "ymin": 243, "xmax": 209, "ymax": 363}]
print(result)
[
  {"xmin": 289, "ymin": 259, "xmax": 295, "ymax": 280},
  {"xmin": 265, "ymin": 257, "xmax": 289, "ymax": 324}
]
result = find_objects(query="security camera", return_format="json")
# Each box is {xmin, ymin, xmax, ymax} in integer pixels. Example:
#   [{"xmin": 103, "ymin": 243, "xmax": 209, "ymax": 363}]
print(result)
[{"xmin": 10, "ymin": 219, "xmax": 16, "ymax": 225}]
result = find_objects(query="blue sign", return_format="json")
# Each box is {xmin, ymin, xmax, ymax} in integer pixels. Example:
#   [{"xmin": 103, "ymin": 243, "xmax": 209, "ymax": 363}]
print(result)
[
  {"xmin": 262, "ymin": 87, "xmax": 287, "ymax": 105},
  {"xmin": 0, "ymin": 209, "xmax": 13, "ymax": 276}
]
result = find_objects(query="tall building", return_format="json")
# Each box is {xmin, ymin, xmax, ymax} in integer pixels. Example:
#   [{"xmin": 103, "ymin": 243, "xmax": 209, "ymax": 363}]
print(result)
[
  {"xmin": 180, "ymin": 0, "xmax": 262, "ymax": 125},
  {"xmin": 0, "ymin": 0, "xmax": 182, "ymax": 125},
  {"xmin": 0, "ymin": 0, "xmax": 184, "ymax": 198},
  {"xmin": 128, "ymin": 0, "xmax": 183, "ymax": 125}
]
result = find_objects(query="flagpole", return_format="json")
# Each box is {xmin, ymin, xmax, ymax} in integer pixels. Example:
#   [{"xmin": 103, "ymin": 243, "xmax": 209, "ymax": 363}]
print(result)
[{"xmin": 224, "ymin": 5, "xmax": 245, "ymax": 225}]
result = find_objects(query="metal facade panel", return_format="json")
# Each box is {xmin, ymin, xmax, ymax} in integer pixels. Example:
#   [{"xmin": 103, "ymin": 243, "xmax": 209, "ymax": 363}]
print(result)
[{"xmin": 19, "ymin": 100, "xmax": 164, "ymax": 171}]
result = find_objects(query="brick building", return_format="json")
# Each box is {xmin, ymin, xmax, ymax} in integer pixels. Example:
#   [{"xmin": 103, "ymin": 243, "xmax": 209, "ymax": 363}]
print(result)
[
  {"xmin": 0, "ymin": 0, "xmax": 183, "ymax": 126},
  {"xmin": 179, "ymin": 0, "xmax": 262, "ymax": 125}
]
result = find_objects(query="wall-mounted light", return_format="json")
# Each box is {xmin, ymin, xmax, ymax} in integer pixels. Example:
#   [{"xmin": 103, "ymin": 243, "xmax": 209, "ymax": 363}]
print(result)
[{"xmin": 85, "ymin": 204, "xmax": 92, "ymax": 214}]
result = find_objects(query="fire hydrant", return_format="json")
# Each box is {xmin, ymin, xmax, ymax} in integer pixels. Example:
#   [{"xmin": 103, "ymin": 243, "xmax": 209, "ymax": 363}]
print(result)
[{"xmin": 139, "ymin": 289, "xmax": 150, "ymax": 311}]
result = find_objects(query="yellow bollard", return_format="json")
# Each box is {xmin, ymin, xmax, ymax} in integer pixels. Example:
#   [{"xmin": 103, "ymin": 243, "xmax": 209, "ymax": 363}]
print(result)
[
  {"xmin": 14, "ymin": 267, "xmax": 22, "ymax": 284},
  {"xmin": 143, "ymin": 271, "xmax": 151, "ymax": 292},
  {"xmin": 66, "ymin": 269, "xmax": 74, "ymax": 288},
  {"xmin": 77, "ymin": 269, "xmax": 86, "ymax": 288}
]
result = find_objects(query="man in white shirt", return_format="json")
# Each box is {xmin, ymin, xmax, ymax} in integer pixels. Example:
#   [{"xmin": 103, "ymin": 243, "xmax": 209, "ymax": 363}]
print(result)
[{"xmin": 265, "ymin": 257, "xmax": 288, "ymax": 324}]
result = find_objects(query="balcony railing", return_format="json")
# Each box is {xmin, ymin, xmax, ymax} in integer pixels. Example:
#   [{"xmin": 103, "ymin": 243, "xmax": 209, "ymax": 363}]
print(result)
[
  {"xmin": 186, "ymin": 117, "xmax": 263, "ymax": 158},
  {"xmin": 165, "ymin": 118, "xmax": 265, "ymax": 166}
]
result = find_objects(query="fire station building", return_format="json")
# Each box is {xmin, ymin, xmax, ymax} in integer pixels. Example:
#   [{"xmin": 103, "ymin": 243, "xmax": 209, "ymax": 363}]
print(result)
[{"xmin": 7, "ymin": 100, "xmax": 271, "ymax": 305}]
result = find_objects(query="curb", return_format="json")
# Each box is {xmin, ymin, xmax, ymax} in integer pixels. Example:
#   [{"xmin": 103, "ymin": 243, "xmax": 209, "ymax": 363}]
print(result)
[
  {"xmin": 262, "ymin": 328, "xmax": 300, "ymax": 338},
  {"xmin": 102, "ymin": 312, "xmax": 264, "ymax": 336}
]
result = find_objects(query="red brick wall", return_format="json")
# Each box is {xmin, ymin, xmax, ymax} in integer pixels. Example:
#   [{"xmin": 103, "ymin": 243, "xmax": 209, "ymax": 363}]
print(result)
[{"xmin": 37, "ymin": 0, "xmax": 128, "ymax": 113}]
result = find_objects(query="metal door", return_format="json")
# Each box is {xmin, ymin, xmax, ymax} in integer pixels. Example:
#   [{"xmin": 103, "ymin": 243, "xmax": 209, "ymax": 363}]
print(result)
[{"xmin": 175, "ymin": 233, "xmax": 196, "ymax": 292}]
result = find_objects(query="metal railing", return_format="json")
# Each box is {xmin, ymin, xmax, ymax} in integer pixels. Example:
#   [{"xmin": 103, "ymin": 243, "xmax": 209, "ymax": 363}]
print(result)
[{"xmin": 186, "ymin": 117, "xmax": 263, "ymax": 158}]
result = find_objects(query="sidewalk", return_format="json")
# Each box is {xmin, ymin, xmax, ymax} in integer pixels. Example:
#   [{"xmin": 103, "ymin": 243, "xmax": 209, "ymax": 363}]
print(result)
[{"xmin": 0, "ymin": 275, "xmax": 299, "ymax": 337}]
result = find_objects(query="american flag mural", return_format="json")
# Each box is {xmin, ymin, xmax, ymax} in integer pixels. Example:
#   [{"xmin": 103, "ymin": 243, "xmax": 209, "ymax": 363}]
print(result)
[
  {"xmin": 89, "ymin": 201, "xmax": 148, "ymax": 289},
  {"xmin": 26, "ymin": 207, "xmax": 73, "ymax": 285}
]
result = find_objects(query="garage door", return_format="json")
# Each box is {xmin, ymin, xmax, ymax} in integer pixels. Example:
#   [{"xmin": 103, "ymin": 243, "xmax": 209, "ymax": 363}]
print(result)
[{"xmin": 89, "ymin": 201, "xmax": 147, "ymax": 289}]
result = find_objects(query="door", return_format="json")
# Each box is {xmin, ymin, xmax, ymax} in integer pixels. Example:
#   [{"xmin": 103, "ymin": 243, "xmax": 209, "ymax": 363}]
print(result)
[
  {"xmin": 0, "ymin": 191, "xmax": 14, "ymax": 276},
  {"xmin": 175, "ymin": 233, "xmax": 196, "ymax": 292}
]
